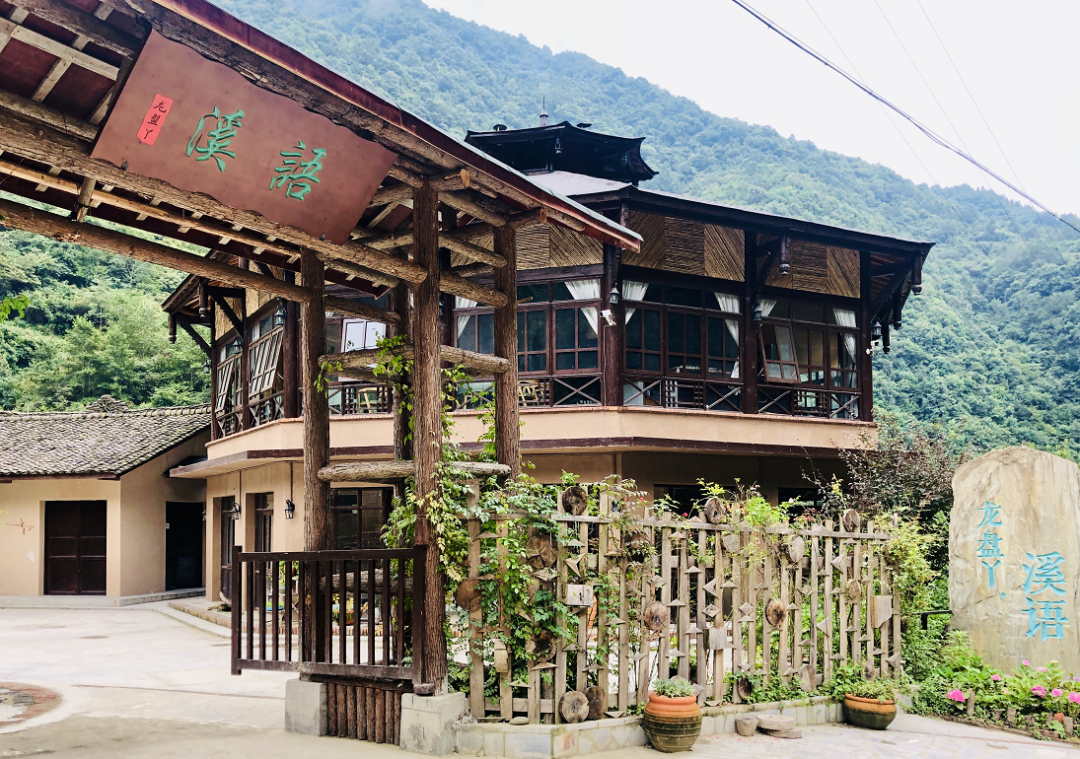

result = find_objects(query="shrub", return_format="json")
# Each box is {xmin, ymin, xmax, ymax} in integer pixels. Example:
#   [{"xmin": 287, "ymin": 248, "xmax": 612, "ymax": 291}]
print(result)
[{"xmin": 652, "ymin": 678, "xmax": 694, "ymax": 698}]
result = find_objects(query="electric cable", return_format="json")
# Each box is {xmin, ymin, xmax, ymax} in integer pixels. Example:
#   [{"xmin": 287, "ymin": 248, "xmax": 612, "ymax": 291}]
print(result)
[{"xmin": 727, "ymin": 0, "xmax": 1080, "ymax": 236}]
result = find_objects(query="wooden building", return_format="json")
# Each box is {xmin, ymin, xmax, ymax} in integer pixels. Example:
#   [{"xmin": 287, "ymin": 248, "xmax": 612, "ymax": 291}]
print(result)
[
  {"xmin": 0, "ymin": 396, "xmax": 208, "ymax": 599},
  {"xmin": 164, "ymin": 118, "xmax": 932, "ymax": 589}
]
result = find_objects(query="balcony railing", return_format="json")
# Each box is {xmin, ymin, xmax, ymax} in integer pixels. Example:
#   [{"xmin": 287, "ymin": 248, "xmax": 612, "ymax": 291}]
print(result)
[
  {"xmin": 250, "ymin": 392, "xmax": 284, "ymax": 428},
  {"xmin": 455, "ymin": 374, "xmax": 603, "ymax": 410},
  {"xmin": 624, "ymin": 375, "xmax": 742, "ymax": 413},
  {"xmin": 758, "ymin": 384, "xmax": 861, "ymax": 420},
  {"xmin": 329, "ymin": 382, "xmax": 392, "ymax": 415}
]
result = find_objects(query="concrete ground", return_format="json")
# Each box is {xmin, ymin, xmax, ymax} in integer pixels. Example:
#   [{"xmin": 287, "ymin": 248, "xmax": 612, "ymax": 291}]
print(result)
[{"xmin": 0, "ymin": 604, "xmax": 1078, "ymax": 758}]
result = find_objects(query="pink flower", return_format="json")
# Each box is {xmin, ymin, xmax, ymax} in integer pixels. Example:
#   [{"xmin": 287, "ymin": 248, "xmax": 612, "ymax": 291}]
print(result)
[
  {"xmin": 1069, "ymin": 692, "xmax": 1080, "ymax": 704},
  {"xmin": 1023, "ymin": 660, "xmax": 1031, "ymax": 666},
  {"xmin": 1038, "ymin": 667, "xmax": 1048, "ymax": 673},
  {"xmin": 1073, "ymin": 676, "xmax": 1080, "ymax": 682},
  {"xmin": 1033, "ymin": 686, "xmax": 1047, "ymax": 697},
  {"xmin": 946, "ymin": 689, "xmax": 966, "ymax": 703},
  {"xmin": 991, "ymin": 674, "xmax": 1002, "ymax": 681},
  {"xmin": 1052, "ymin": 689, "xmax": 1064, "ymax": 697}
]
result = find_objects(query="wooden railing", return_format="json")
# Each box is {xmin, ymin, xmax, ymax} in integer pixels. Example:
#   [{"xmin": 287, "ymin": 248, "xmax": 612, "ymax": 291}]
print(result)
[
  {"xmin": 624, "ymin": 375, "xmax": 742, "ymax": 413},
  {"xmin": 231, "ymin": 547, "xmax": 425, "ymax": 683},
  {"xmin": 758, "ymin": 385, "xmax": 862, "ymax": 420}
]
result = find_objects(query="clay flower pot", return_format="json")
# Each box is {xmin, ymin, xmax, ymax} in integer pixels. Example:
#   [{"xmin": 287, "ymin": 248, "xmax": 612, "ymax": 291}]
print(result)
[
  {"xmin": 643, "ymin": 692, "xmax": 702, "ymax": 752},
  {"xmin": 843, "ymin": 694, "xmax": 897, "ymax": 730}
]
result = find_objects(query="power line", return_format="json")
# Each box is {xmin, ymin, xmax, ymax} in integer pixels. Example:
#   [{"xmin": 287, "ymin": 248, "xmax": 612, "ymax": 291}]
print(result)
[
  {"xmin": 727, "ymin": 0, "xmax": 1080, "ymax": 236},
  {"xmin": 868, "ymin": 0, "xmax": 1036, "ymax": 258},
  {"xmin": 801, "ymin": 0, "xmax": 970, "ymax": 229}
]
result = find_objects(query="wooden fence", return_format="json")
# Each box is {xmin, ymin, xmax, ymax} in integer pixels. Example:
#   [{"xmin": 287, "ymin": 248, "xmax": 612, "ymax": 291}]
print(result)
[
  {"xmin": 231, "ymin": 547, "xmax": 425, "ymax": 683},
  {"xmin": 460, "ymin": 494, "xmax": 899, "ymax": 724}
]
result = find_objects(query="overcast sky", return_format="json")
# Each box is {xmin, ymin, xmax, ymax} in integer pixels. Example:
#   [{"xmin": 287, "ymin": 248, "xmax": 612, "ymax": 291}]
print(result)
[{"xmin": 424, "ymin": 0, "xmax": 1080, "ymax": 218}]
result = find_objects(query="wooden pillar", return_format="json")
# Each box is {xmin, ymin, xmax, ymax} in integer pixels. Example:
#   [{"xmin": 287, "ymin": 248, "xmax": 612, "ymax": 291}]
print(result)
[
  {"xmin": 283, "ymin": 297, "xmax": 299, "ymax": 419},
  {"xmin": 412, "ymin": 181, "xmax": 447, "ymax": 689},
  {"xmin": 209, "ymin": 310, "xmax": 219, "ymax": 441},
  {"xmin": 392, "ymin": 281, "xmax": 413, "ymax": 462},
  {"xmin": 601, "ymin": 242, "xmax": 624, "ymax": 406},
  {"xmin": 493, "ymin": 225, "xmax": 520, "ymax": 477},
  {"xmin": 300, "ymin": 250, "xmax": 330, "ymax": 551},
  {"xmin": 859, "ymin": 250, "xmax": 874, "ymax": 421},
  {"xmin": 741, "ymin": 231, "xmax": 759, "ymax": 414},
  {"xmin": 239, "ymin": 293, "xmax": 251, "ymax": 431}
]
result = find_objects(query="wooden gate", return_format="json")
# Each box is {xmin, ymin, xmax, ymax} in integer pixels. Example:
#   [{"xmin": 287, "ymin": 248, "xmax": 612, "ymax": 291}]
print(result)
[{"xmin": 324, "ymin": 679, "xmax": 405, "ymax": 743}]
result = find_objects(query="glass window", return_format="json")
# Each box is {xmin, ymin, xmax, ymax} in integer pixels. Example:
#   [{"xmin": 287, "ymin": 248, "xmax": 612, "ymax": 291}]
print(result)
[
  {"xmin": 332, "ymin": 488, "xmax": 389, "ymax": 550},
  {"xmin": 792, "ymin": 301, "xmax": 824, "ymax": 323},
  {"xmin": 554, "ymin": 307, "xmax": 598, "ymax": 371},
  {"xmin": 516, "ymin": 284, "xmax": 549, "ymax": 304},
  {"xmin": 667, "ymin": 311, "xmax": 702, "ymax": 375},
  {"xmin": 517, "ymin": 310, "xmax": 547, "ymax": 373},
  {"xmin": 707, "ymin": 316, "xmax": 740, "ymax": 378},
  {"xmin": 793, "ymin": 327, "xmax": 826, "ymax": 385},
  {"xmin": 761, "ymin": 323, "xmax": 799, "ymax": 381},
  {"xmin": 625, "ymin": 307, "xmax": 662, "ymax": 373},
  {"xmin": 456, "ymin": 312, "xmax": 494, "ymax": 355},
  {"xmin": 666, "ymin": 285, "xmax": 701, "ymax": 308},
  {"xmin": 342, "ymin": 319, "xmax": 385, "ymax": 351}
]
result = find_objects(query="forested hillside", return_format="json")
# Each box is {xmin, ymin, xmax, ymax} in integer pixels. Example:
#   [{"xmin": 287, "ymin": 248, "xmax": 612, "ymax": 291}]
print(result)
[{"xmin": 2, "ymin": 0, "xmax": 1077, "ymax": 451}]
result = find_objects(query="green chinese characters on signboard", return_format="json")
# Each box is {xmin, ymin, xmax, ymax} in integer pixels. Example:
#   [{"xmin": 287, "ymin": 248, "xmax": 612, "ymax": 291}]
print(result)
[
  {"xmin": 185, "ymin": 106, "xmax": 245, "ymax": 172},
  {"xmin": 270, "ymin": 141, "xmax": 327, "ymax": 201}
]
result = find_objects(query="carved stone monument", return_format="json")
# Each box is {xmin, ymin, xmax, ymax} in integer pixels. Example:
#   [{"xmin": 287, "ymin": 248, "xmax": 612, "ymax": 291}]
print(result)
[{"xmin": 950, "ymin": 446, "xmax": 1080, "ymax": 674}]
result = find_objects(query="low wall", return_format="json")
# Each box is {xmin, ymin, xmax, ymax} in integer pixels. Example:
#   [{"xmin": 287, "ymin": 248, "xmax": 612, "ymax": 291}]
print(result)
[{"xmin": 456, "ymin": 696, "xmax": 841, "ymax": 759}]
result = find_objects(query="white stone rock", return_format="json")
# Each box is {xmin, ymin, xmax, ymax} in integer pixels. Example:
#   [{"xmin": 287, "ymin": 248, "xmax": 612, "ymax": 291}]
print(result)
[
  {"xmin": 283, "ymin": 678, "xmax": 326, "ymax": 736},
  {"xmin": 400, "ymin": 692, "xmax": 466, "ymax": 756},
  {"xmin": 951, "ymin": 447, "xmax": 1080, "ymax": 674}
]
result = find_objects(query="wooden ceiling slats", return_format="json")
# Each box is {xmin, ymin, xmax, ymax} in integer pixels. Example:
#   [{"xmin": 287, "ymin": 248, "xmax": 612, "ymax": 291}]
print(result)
[{"xmin": 4, "ymin": 0, "xmax": 140, "ymax": 56}]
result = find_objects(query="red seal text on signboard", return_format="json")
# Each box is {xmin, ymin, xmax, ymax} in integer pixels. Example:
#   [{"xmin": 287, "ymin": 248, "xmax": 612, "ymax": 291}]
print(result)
[{"xmin": 138, "ymin": 94, "xmax": 174, "ymax": 146}]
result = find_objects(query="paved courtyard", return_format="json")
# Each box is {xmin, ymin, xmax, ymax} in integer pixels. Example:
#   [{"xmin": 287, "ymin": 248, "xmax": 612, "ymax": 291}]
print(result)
[{"xmin": 0, "ymin": 603, "xmax": 1077, "ymax": 758}]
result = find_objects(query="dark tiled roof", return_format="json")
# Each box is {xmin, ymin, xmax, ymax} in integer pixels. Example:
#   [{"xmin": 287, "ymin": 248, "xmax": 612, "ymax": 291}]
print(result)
[{"xmin": 0, "ymin": 396, "xmax": 210, "ymax": 478}]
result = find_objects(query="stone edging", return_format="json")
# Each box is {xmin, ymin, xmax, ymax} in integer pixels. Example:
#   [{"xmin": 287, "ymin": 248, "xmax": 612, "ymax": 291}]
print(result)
[{"xmin": 456, "ymin": 696, "xmax": 841, "ymax": 759}]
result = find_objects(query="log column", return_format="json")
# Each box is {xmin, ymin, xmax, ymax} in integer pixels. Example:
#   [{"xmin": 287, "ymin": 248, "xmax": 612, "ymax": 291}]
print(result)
[
  {"xmin": 493, "ymin": 224, "xmax": 520, "ymax": 478},
  {"xmin": 300, "ymin": 250, "xmax": 330, "ymax": 551},
  {"xmin": 412, "ymin": 181, "xmax": 447, "ymax": 690},
  {"xmin": 742, "ymin": 231, "xmax": 759, "ymax": 414},
  {"xmin": 392, "ymin": 281, "xmax": 413, "ymax": 462},
  {"xmin": 601, "ymin": 242, "xmax": 624, "ymax": 406},
  {"xmin": 859, "ymin": 250, "xmax": 874, "ymax": 421}
]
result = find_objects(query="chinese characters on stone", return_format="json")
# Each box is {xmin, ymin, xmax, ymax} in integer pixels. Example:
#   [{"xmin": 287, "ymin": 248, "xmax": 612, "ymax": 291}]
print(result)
[
  {"xmin": 1024, "ymin": 551, "xmax": 1069, "ymax": 641},
  {"xmin": 976, "ymin": 501, "xmax": 1004, "ymax": 589}
]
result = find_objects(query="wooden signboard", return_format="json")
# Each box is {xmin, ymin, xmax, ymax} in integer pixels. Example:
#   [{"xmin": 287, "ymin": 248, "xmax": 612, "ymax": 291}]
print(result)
[{"xmin": 92, "ymin": 31, "xmax": 396, "ymax": 245}]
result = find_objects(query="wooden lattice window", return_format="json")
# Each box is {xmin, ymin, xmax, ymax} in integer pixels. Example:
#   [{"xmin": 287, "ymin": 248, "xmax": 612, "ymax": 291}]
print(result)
[{"xmin": 248, "ymin": 329, "xmax": 284, "ymax": 395}]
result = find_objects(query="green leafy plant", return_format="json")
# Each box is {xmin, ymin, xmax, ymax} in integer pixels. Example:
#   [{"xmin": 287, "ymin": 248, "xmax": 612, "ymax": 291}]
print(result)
[{"xmin": 652, "ymin": 678, "xmax": 694, "ymax": 698}]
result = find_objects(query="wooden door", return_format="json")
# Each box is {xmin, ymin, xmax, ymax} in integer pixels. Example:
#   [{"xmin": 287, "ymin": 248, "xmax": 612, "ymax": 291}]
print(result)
[
  {"xmin": 44, "ymin": 501, "xmax": 107, "ymax": 595},
  {"xmin": 166, "ymin": 502, "xmax": 204, "ymax": 591},
  {"xmin": 220, "ymin": 496, "xmax": 236, "ymax": 602}
]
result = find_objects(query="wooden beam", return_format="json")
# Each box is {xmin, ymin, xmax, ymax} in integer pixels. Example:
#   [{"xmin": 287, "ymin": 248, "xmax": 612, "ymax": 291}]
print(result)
[
  {"xmin": 493, "ymin": 224, "xmax": 520, "ymax": 478},
  {"xmin": 361, "ymin": 231, "xmax": 413, "ymax": 250},
  {"xmin": 412, "ymin": 179, "xmax": 446, "ymax": 690},
  {"xmin": 450, "ymin": 263, "xmax": 493, "ymax": 278},
  {"xmin": 0, "ymin": 90, "xmax": 97, "ymax": 141},
  {"xmin": 369, "ymin": 183, "xmax": 412, "ymax": 207},
  {"xmin": 319, "ymin": 255, "xmax": 399, "ymax": 288},
  {"xmin": 440, "ymin": 345, "xmax": 511, "ymax": 376},
  {"xmin": 318, "ymin": 459, "xmax": 510, "ymax": 483},
  {"xmin": 301, "ymin": 250, "xmax": 331, "ymax": 551},
  {"xmin": 0, "ymin": 110, "xmax": 425, "ymax": 287},
  {"xmin": 321, "ymin": 343, "xmax": 505, "ymax": 374},
  {"xmin": 440, "ymin": 270, "xmax": 508, "ymax": 309},
  {"xmin": 177, "ymin": 320, "xmax": 211, "ymax": 356},
  {"xmin": 429, "ymin": 169, "xmax": 470, "ymax": 193},
  {"xmin": 440, "ymin": 191, "xmax": 508, "ymax": 227},
  {"xmin": 0, "ymin": 17, "xmax": 118, "ymax": 80},
  {"xmin": 4, "ymin": 0, "xmax": 142, "ymax": 56},
  {"xmin": 73, "ymin": 176, "xmax": 95, "ymax": 222},
  {"xmin": 324, "ymin": 295, "xmax": 401, "ymax": 326},
  {"xmin": 210, "ymin": 292, "xmax": 243, "ymax": 335},
  {"xmin": 0, "ymin": 198, "xmax": 311, "ymax": 302},
  {"xmin": 439, "ymin": 234, "xmax": 506, "ymax": 268},
  {"xmin": 870, "ymin": 270, "xmax": 909, "ymax": 317}
]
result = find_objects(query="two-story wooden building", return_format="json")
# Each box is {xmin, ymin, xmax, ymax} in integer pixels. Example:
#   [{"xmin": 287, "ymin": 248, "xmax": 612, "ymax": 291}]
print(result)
[{"xmin": 165, "ymin": 118, "xmax": 931, "ymax": 601}]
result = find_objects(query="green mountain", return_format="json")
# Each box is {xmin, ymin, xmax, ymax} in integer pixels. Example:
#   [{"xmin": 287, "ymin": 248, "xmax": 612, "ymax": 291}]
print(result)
[{"xmin": 3, "ymin": 0, "xmax": 1078, "ymax": 452}]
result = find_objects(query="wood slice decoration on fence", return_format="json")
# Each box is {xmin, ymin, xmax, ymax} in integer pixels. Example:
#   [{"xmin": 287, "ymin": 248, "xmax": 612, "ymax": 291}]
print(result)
[{"xmin": 457, "ymin": 491, "xmax": 899, "ymax": 724}]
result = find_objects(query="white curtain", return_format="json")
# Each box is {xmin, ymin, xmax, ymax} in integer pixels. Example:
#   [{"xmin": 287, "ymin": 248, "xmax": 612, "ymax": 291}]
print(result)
[
  {"xmin": 725, "ymin": 319, "xmax": 740, "ymax": 379},
  {"xmin": 566, "ymin": 279, "xmax": 601, "ymax": 335},
  {"xmin": 714, "ymin": 292, "xmax": 740, "ymax": 314},
  {"xmin": 455, "ymin": 296, "xmax": 478, "ymax": 343},
  {"xmin": 759, "ymin": 298, "xmax": 778, "ymax": 318},
  {"xmin": 622, "ymin": 280, "xmax": 649, "ymax": 324},
  {"xmin": 832, "ymin": 307, "xmax": 857, "ymax": 365}
]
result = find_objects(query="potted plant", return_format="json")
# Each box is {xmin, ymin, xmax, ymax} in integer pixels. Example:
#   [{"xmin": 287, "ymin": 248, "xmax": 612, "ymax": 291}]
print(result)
[
  {"xmin": 643, "ymin": 678, "xmax": 702, "ymax": 753},
  {"xmin": 842, "ymin": 678, "xmax": 898, "ymax": 730}
]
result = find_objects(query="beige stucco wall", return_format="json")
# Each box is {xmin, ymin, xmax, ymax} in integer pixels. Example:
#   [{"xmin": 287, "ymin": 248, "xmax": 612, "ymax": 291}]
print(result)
[
  {"xmin": 116, "ymin": 432, "xmax": 209, "ymax": 596},
  {"xmin": 0, "ymin": 431, "xmax": 208, "ymax": 598},
  {"xmin": 204, "ymin": 461, "xmax": 305, "ymax": 601},
  {"xmin": 0, "ymin": 478, "xmax": 120, "ymax": 596}
]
